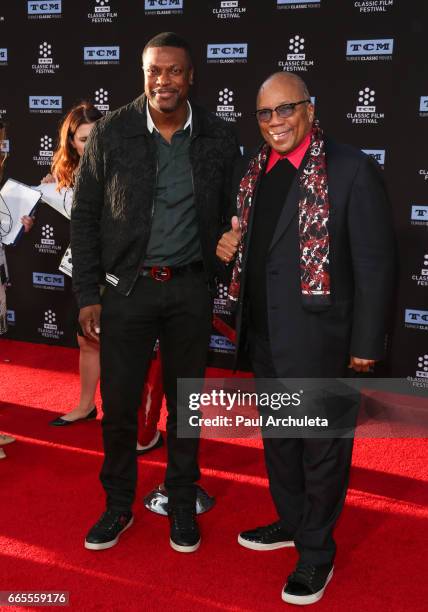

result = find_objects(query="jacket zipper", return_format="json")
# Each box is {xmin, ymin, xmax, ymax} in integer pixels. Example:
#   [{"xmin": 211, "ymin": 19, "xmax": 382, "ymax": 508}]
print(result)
[
  {"xmin": 125, "ymin": 158, "xmax": 159, "ymax": 296},
  {"xmin": 190, "ymin": 142, "xmax": 211, "ymax": 287}
]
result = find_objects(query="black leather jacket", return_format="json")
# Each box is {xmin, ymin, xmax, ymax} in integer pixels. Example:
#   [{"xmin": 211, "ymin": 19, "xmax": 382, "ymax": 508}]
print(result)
[{"xmin": 70, "ymin": 95, "xmax": 240, "ymax": 308}]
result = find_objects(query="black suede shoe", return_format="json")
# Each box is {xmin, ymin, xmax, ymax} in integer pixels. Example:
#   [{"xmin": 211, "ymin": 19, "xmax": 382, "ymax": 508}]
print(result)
[
  {"xmin": 238, "ymin": 520, "xmax": 295, "ymax": 551},
  {"xmin": 168, "ymin": 507, "xmax": 200, "ymax": 553},
  {"xmin": 282, "ymin": 561, "xmax": 334, "ymax": 605},
  {"xmin": 50, "ymin": 407, "xmax": 97, "ymax": 426},
  {"xmin": 84, "ymin": 509, "xmax": 133, "ymax": 550}
]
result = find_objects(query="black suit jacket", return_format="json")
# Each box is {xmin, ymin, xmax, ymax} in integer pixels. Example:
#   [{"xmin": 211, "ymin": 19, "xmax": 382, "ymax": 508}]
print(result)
[{"xmin": 232, "ymin": 138, "xmax": 396, "ymax": 377}]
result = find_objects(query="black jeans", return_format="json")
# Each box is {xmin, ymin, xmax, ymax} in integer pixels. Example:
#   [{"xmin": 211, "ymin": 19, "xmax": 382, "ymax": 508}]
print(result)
[
  {"xmin": 99, "ymin": 268, "xmax": 212, "ymax": 511},
  {"xmin": 248, "ymin": 329, "xmax": 354, "ymax": 565}
]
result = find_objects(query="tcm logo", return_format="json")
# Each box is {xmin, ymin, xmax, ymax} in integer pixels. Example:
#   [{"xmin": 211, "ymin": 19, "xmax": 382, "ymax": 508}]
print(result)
[
  {"xmin": 278, "ymin": 36, "xmax": 314, "ymax": 72},
  {"xmin": 411, "ymin": 254, "xmax": 428, "ymax": 287},
  {"xmin": 42, "ymin": 310, "xmax": 58, "ymax": 331},
  {"xmin": 94, "ymin": 88, "xmax": 109, "ymax": 112},
  {"xmin": 420, "ymin": 96, "xmax": 428, "ymax": 115},
  {"xmin": 33, "ymin": 272, "xmax": 65, "ymax": 289},
  {"xmin": 218, "ymin": 88, "xmax": 234, "ymax": 111},
  {"xmin": 29, "ymin": 96, "xmax": 62, "ymax": 114},
  {"xmin": 88, "ymin": 0, "xmax": 118, "ymax": 22},
  {"xmin": 411, "ymin": 206, "xmax": 428, "ymax": 223},
  {"xmin": 362, "ymin": 149, "xmax": 385, "ymax": 166},
  {"xmin": 95, "ymin": 0, "xmax": 111, "ymax": 12},
  {"xmin": 84, "ymin": 46, "xmax": 120, "ymax": 62},
  {"xmin": 33, "ymin": 42, "xmax": 59, "ymax": 74},
  {"xmin": 288, "ymin": 35, "xmax": 305, "ymax": 60},
  {"xmin": 0, "ymin": 139, "xmax": 9, "ymax": 154},
  {"xmin": 346, "ymin": 38, "xmax": 394, "ymax": 57},
  {"xmin": 39, "ymin": 42, "xmax": 52, "ymax": 64},
  {"xmin": 33, "ymin": 135, "xmax": 53, "ymax": 167},
  {"xmin": 354, "ymin": 0, "xmax": 394, "ymax": 13},
  {"xmin": 212, "ymin": 1, "xmax": 247, "ymax": 18},
  {"xmin": 419, "ymin": 254, "xmax": 428, "ymax": 277},
  {"xmin": 357, "ymin": 87, "xmax": 376, "ymax": 112},
  {"xmin": 404, "ymin": 309, "xmax": 428, "ymax": 328},
  {"xmin": 39, "ymin": 135, "xmax": 53, "ymax": 157},
  {"xmin": 0, "ymin": 49, "xmax": 7, "ymax": 64},
  {"xmin": 34, "ymin": 222, "xmax": 62, "ymax": 253},
  {"xmin": 216, "ymin": 88, "xmax": 242, "ymax": 123},
  {"xmin": 145, "ymin": 0, "xmax": 184, "ymax": 10},
  {"xmin": 416, "ymin": 354, "xmax": 428, "ymax": 379},
  {"xmin": 278, "ymin": 0, "xmax": 320, "ymax": 5},
  {"xmin": 207, "ymin": 44, "xmax": 248, "ymax": 63},
  {"xmin": 209, "ymin": 335, "xmax": 235, "ymax": 352},
  {"xmin": 28, "ymin": 1, "xmax": 62, "ymax": 15},
  {"xmin": 208, "ymin": 44, "xmax": 248, "ymax": 58},
  {"xmin": 41, "ymin": 225, "xmax": 54, "ymax": 245},
  {"xmin": 6, "ymin": 310, "xmax": 15, "ymax": 325},
  {"xmin": 347, "ymin": 87, "xmax": 384, "ymax": 125},
  {"xmin": 216, "ymin": 282, "xmax": 229, "ymax": 300}
]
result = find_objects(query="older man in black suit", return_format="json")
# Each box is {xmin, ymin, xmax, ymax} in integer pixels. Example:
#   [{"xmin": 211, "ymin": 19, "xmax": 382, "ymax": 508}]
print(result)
[{"xmin": 217, "ymin": 72, "xmax": 395, "ymax": 605}]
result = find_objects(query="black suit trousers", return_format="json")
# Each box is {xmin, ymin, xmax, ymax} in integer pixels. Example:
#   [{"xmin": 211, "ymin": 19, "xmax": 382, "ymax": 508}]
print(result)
[
  {"xmin": 248, "ymin": 330, "xmax": 354, "ymax": 565},
  {"xmin": 99, "ymin": 269, "xmax": 212, "ymax": 511}
]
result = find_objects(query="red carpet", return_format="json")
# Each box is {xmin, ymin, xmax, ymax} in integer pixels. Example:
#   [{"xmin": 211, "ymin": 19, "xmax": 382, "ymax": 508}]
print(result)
[{"xmin": 0, "ymin": 339, "xmax": 427, "ymax": 611}]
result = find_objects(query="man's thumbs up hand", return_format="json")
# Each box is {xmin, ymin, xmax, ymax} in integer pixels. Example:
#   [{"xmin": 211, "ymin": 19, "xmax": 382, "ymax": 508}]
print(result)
[
  {"xmin": 216, "ymin": 216, "xmax": 242, "ymax": 264},
  {"xmin": 231, "ymin": 215, "xmax": 241, "ymax": 239}
]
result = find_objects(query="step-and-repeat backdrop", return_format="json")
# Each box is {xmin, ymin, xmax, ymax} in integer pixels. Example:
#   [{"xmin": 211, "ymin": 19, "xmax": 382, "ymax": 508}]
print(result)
[{"xmin": 0, "ymin": 1, "xmax": 426, "ymax": 380}]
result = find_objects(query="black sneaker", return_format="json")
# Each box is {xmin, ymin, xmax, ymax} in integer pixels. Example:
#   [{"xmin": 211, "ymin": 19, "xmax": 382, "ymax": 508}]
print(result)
[
  {"xmin": 282, "ymin": 561, "xmax": 334, "ymax": 605},
  {"xmin": 84, "ymin": 509, "xmax": 133, "ymax": 551},
  {"xmin": 238, "ymin": 520, "xmax": 295, "ymax": 551},
  {"xmin": 168, "ymin": 507, "xmax": 201, "ymax": 553}
]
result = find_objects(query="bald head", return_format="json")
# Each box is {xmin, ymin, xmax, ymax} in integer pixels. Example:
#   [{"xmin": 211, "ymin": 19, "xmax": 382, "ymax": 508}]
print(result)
[
  {"xmin": 257, "ymin": 72, "xmax": 310, "ymax": 106},
  {"xmin": 255, "ymin": 71, "xmax": 314, "ymax": 155}
]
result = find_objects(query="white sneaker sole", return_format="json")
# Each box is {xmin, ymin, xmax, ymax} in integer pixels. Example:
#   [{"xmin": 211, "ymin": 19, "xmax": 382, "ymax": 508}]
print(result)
[
  {"xmin": 238, "ymin": 534, "xmax": 295, "ymax": 551},
  {"xmin": 281, "ymin": 567, "xmax": 334, "ymax": 606},
  {"xmin": 84, "ymin": 516, "xmax": 134, "ymax": 551},
  {"xmin": 170, "ymin": 538, "xmax": 201, "ymax": 553}
]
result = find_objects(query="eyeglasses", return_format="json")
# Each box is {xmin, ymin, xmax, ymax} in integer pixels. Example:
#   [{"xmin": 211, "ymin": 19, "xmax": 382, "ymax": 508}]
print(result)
[{"xmin": 254, "ymin": 99, "xmax": 311, "ymax": 123}]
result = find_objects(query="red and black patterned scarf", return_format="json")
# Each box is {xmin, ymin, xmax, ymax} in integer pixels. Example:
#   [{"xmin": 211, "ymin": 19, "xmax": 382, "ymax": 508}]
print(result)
[{"xmin": 228, "ymin": 120, "xmax": 331, "ymax": 311}]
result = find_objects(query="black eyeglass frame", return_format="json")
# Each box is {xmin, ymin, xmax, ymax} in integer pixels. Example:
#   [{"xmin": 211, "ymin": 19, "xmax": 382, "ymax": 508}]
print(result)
[{"xmin": 254, "ymin": 99, "xmax": 311, "ymax": 123}]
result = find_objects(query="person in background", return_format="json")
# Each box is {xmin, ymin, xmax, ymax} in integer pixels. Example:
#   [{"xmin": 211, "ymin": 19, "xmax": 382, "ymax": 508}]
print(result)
[
  {"xmin": 44, "ymin": 102, "xmax": 103, "ymax": 427},
  {"xmin": 44, "ymin": 103, "xmax": 163, "ymax": 454},
  {"xmin": 0, "ymin": 119, "xmax": 33, "ymax": 459}
]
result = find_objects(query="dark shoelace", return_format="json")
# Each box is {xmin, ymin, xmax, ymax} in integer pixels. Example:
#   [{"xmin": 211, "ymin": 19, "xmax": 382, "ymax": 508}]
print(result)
[
  {"xmin": 289, "ymin": 564, "xmax": 316, "ymax": 587},
  {"xmin": 262, "ymin": 521, "xmax": 284, "ymax": 535},
  {"xmin": 95, "ymin": 510, "xmax": 126, "ymax": 532},
  {"xmin": 170, "ymin": 508, "xmax": 197, "ymax": 531}
]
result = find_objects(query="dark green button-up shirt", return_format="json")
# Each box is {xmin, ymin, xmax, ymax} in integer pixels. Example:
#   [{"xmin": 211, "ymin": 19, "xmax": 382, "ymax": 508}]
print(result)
[{"xmin": 144, "ymin": 104, "xmax": 202, "ymax": 267}]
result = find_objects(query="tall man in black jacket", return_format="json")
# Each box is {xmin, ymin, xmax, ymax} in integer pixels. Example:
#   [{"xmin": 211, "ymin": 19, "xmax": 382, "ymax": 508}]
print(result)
[
  {"xmin": 71, "ymin": 32, "xmax": 239, "ymax": 553},
  {"xmin": 217, "ymin": 72, "xmax": 395, "ymax": 605}
]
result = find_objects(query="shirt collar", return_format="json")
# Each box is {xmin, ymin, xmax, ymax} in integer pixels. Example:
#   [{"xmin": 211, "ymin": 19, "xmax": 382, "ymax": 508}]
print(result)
[
  {"xmin": 266, "ymin": 132, "xmax": 311, "ymax": 173},
  {"xmin": 146, "ymin": 100, "xmax": 193, "ymax": 135}
]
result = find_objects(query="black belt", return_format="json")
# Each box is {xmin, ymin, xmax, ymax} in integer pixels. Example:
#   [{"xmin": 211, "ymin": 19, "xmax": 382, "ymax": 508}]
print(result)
[{"xmin": 140, "ymin": 261, "xmax": 204, "ymax": 282}]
